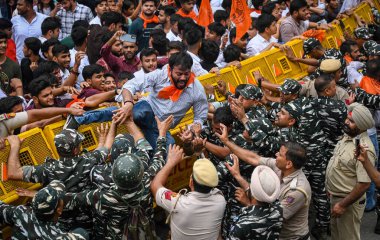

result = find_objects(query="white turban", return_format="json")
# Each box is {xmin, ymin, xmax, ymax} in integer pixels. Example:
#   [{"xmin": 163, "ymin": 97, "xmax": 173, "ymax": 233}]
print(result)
[{"xmin": 250, "ymin": 166, "xmax": 281, "ymax": 203}]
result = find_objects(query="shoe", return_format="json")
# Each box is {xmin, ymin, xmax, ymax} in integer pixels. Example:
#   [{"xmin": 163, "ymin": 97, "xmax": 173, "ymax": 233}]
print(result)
[
  {"xmin": 63, "ymin": 115, "xmax": 79, "ymax": 130},
  {"xmin": 311, "ymin": 226, "xmax": 328, "ymax": 240},
  {"xmin": 375, "ymin": 216, "xmax": 380, "ymax": 234}
]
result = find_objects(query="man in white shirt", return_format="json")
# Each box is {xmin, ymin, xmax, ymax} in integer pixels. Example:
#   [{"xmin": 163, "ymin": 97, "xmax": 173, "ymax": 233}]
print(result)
[
  {"xmin": 166, "ymin": 14, "xmax": 182, "ymax": 42},
  {"xmin": 11, "ymin": 0, "xmax": 47, "ymax": 62},
  {"xmin": 69, "ymin": 26, "xmax": 89, "ymax": 88},
  {"xmin": 39, "ymin": 17, "xmax": 61, "ymax": 44},
  {"xmin": 152, "ymin": 155, "xmax": 226, "ymax": 240},
  {"xmin": 184, "ymin": 28, "xmax": 208, "ymax": 77},
  {"xmin": 247, "ymin": 14, "xmax": 280, "ymax": 57},
  {"xmin": 89, "ymin": 0, "xmax": 108, "ymax": 26}
]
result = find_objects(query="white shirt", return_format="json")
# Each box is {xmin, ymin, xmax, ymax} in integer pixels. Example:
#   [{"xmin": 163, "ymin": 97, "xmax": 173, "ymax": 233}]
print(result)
[
  {"xmin": 11, "ymin": 12, "xmax": 47, "ymax": 63},
  {"xmin": 246, "ymin": 34, "xmax": 278, "ymax": 57},
  {"xmin": 340, "ymin": 0, "xmax": 361, "ymax": 13},
  {"xmin": 215, "ymin": 50, "xmax": 227, "ymax": 68},
  {"xmin": 69, "ymin": 48, "xmax": 90, "ymax": 89},
  {"xmin": 38, "ymin": 36, "xmax": 47, "ymax": 44},
  {"xmin": 347, "ymin": 61, "xmax": 364, "ymax": 84},
  {"xmin": 128, "ymin": 68, "xmax": 152, "ymax": 94},
  {"xmin": 166, "ymin": 30, "xmax": 182, "ymax": 42},
  {"xmin": 187, "ymin": 51, "xmax": 208, "ymax": 77},
  {"xmin": 117, "ymin": 66, "xmax": 208, "ymax": 127},
  {"xmin": 156, "ymin": 187, "xmax": 226, "ymax": 240},
  {"xmin": 90, "ymin": 16, "xmax": 102, "ymax": 25},
  {"xmin": 210, "ymin": 0, "xmax": 223, "ymax": 13}
]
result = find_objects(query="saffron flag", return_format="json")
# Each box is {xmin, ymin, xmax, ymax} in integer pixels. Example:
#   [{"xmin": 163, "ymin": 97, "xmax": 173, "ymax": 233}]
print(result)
[
  {"xmin": 198, "ymin": 0, "xmax": 214, "ymax": 27},
  {"xmin": 230, "ymin": 0, "xmax": 251, "ymax": 43}
]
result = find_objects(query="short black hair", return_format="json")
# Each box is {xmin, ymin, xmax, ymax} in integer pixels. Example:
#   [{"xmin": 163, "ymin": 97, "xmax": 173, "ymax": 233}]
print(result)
[
  {"xmin": 33, "ymin": 61, "xmax": 61, "ymax": 79},
  {"xmin": 199, "ymin": 39, "xmax": 219, "ymax": 63},
  {"xmin": 214, "ymin": 10, "xmax": 229, "ymax": 23},
  {"xmin": 163, "ymin": 5, "xmax": 176, "ymax": 16},
  {"xmin": 213, "ymin": 106, "xmax": 234, "ymax": 127},
  {"xmin": 192, "ymin": 175, "xmax": 213, "ymax": 194},
  {"xmin": 340, "ymin": 40, "xmax": 358, "ymax": 55},
  {"xmin": 118, "ymin": 71, "xmax": 134, "ymax": 81},
  {"xmin": 221, "ymin": 0, "xmax": 232, "ymax": 12},
  {"xmin": 52, "ymin": 44, "xmax": 69, "ymax": 57},
  {"xmin": 223, "ymin": 44, "xmax": 241, "ymax": 63},
  {"xmin": 101, "ymin": 11, "xmax": 124, "ymax": 27},
  {"xmin": 71, "ymin": 26, "xmax": 88, "ymax": 47},
  {"xmin": 150, "ymin": 29, "xmax": 168, "ymax": 56},
  {"xmin": 29, "ymin": 77, "xmax": 51, "ymax": 97},
  {"xmin": 0, "ymin": 96, "xmax": 24, "ymax": 114},
  {"xmin": 229, "ymin": 27, "xmax": 249, "ymax": 43},
  {"xmin": 170, "ymin": 14, "xmax": 182, "ymax": 25},
  {"xmin": 41, "ymin": 17, "xmax": 61, "ymax": 36},
  {"xmin": 256, "ymin": 14, "xmax": 276, "ymax": 33},
  {"xmin": 41, "ymin": 38, "xmax": 60, "ymax": 55},
  {"xmin": 178, "ymin": 17, "xmax": 196, "ymax": 34},
  {"xmin": 94, "ymin": 0, "xmax": 107, "ymax": 7},
  {"xmin": 290, "ymin": 0, "xmax": 309, "ymax": 15},
  {"xmin": 314, "ymin": 73, "xmax": 334, "ymax": 94},
  {"xmin": 168, "ymin": 41, "xmax": 186, "ymax": 52},
  {"xmin": 72, "ymin": 20, "xmax": 90, "ymax": 32},
  {"xmin": 140, "ymin": 48, "xmax": 158, "ymax": 61},
  {"xmin": 104, "ymin": 72, "xmax": 115, "ymax": 79},
  {"xmin": 262, "ymin": 2, "xmax": 277, "ymax": 15},
  {"xmin": 0, "ymin": 18, "xmax": 12, "ymax": 29},
  {"xmin": 82, "ymin": 64, "xmax": 104, "ymax": 80},
  {"xmin": 122, "ymin": 0, "xmax": 135, "ymax": 12},
  {"xmin": 24, "ymin": 0, "xmax": 34, "ymax": 6},
  {"xmin": 252, "ymin": 0, "xmax": 265, "ymax": 9},
  {"xmin": 208, "ymin": 22, "xmax": 226, "ymax": 37},
  {"xmin": 142, "ymin": 0, "xmax": 158, "ymax": 5},
  {"xmin": 0, "ymin": 31, "xmax": 7, "ymax": 40},
  {"xmin": 282, "ymin": 142, "xmax": 306, "ymax": 169},
  {"xmin": 366, "ymin": 59, "xmax": 380, "ymax": 79},
  {"xmin": 184, "ymin": 28, "xmax": 202, "ymax": 46},
  {"xmin": 169, "ymin": 52, "xmax": 193, "ymax": 71},
  {"xmin": 24, "ymin": 37, "xmax": 42, "ymax": 55}
]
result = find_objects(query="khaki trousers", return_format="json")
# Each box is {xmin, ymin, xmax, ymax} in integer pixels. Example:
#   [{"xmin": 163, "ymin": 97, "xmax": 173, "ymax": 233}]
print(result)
[{"xmin": 330, "ymin": 195, "xmax": 365, "ymax": 240}]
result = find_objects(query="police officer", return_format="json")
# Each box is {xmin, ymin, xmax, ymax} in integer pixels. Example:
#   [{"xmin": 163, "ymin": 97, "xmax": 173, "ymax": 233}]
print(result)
[
  {"xmin": 65, "ymin": 116, "xmax": 173, "ymax": 239},
  {"xmin": 326, "ymin": 103, "xmax": 376, "ymax": 240},
  {"xmin": 218, "ymin": 130, "xmax": 312, "ymax": 240},
  {"xmin": 0, "ymin": 180, "xmax": 89, "ymax": 239}
]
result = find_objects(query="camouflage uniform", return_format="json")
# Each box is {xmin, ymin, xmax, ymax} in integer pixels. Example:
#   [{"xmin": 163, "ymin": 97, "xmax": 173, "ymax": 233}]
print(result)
[
  {"xmin": 289, "ymin": 97, "xmax": 332, "ymax": 230},
  {"xmin": 371, "ymin": 7, "xmax": 380, "ymax": 24},
  {"xmin": 0, "ymin": 181, "xmax": 88, "ymax": 240},
  {"xmin": 21, "ymin": 129, "xmax": 109, "ymax": 231},
  {"xmin": 65, "ymin": 137, "xmax": 166, "ymax": 240},
  {"xmin": 355, "ymin": 87, "xmax": 380, "ymax": 109},
  {"xmin": 89, "ymin": 133, "xmax": 152, "ymax": 190},
  {"xmin": 266, "ymin": 79, "xmax": 302, "ymax": 121},
  {"xmin": 354, "ymin": 27, "xmax": 373, "ymax": 40},
  {"xmin": 363, "ymin": 40, "xmax": 378, "ymax": 56},
  {"xmin": 227, "ymin": 200, "xmax": 283, "ymax": 240}
]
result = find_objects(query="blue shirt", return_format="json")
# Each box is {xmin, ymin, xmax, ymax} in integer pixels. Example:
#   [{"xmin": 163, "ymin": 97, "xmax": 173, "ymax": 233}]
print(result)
[
  {"xmin": 117, "ymin": 66, "xmax": 208, "ymax": 127},
  {"xmin": 11, "ymin": 12, "xmax": 47, "ymax": 63}
]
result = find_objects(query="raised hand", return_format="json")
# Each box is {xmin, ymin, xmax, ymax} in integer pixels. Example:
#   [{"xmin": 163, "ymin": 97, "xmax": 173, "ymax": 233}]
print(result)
[
  {"xmin": 167, "ymin": 144, "xmax": 184, "ymax": 166},
  {"xmin": 156, "ymin": 115, "xmax": 174, "ymax": 137}
]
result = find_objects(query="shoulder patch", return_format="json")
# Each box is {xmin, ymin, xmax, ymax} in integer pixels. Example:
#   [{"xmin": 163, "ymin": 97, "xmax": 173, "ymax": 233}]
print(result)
[
  {"xmin": 164, "ymin": 191, "xmax": 177, "ymax": 200},
  {"xmin": 285, "ymin": 196, "xmax": 295, "ymax": 204}
]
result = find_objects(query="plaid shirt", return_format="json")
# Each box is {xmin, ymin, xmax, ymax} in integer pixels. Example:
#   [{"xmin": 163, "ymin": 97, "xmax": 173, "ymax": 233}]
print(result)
[{"xmin": 57, "ymin": 4, "xmax": 94, "ymax": 40}]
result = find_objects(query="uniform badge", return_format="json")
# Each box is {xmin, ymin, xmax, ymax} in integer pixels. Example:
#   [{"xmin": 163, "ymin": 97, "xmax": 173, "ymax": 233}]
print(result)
[{"xmin": 164, "ymin": 191, "xmax": 177, "ymax": 200}]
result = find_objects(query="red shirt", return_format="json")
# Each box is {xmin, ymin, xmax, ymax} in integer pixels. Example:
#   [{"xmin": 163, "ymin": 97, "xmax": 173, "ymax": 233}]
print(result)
[{"xmin": 6, "ymin": 39, "xmax": 17, "ymax": 62}]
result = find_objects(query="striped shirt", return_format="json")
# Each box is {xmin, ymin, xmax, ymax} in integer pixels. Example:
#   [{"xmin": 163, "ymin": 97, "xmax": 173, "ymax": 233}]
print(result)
[{"xmin": 56, "ymin": 4, "xmax": 94, "ymax": 40}]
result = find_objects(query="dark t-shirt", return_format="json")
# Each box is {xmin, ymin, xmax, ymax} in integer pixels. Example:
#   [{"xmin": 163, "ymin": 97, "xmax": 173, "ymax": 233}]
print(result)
[
  {"xmin": 78, "ymin": 87, "xmax": 102, "ymax": 99},
  {"xmin": 128, "ymin": 17, "xmax": 159, "ymax": 52},
  {"xmin": 21, "ymin": 57, "xmax": 46, "ymax": 93},
  {"xmin": 0, "ymin": 57, "xmax": 21, "ymax": 94}
]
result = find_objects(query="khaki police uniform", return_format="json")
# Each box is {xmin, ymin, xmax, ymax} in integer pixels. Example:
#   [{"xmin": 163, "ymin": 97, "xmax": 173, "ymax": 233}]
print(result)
[
  {"xmin": 326, "ymin": 132, "xmax": 376, "ymax": 240},
  {"xmin": 155, "ymin": 187, "xmax": 226, "ymax": 240},
  {"xmin": 300, "ymin": 80, "xmax": 349, "ymax": 101},
  {"xmin": 260, "ymin": 157, "xmax": 312, "ymax": 240}
]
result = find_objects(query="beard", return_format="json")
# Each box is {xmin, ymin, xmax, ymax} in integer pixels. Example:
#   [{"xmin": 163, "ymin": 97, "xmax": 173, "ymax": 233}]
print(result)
[
  {"xmin": 172, "ymin": 73, "xmax": 189, "ymax": 89},
  {"xmin": 343, "ymin": 123, "xmax": 360, "ymax": 137}
]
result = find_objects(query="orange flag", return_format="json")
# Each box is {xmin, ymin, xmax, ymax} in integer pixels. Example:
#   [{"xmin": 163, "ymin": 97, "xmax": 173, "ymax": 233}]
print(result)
[
  {"xmin": 230, "ymin": 0, "xmax": 251, "ymax": 43},
  {"xmin": 246, "ymin": 75, "xmax": 256, "ymax": 85},
  {"xmin": 273, "ymin": 64, "xmax": 282, "ymax": 77},
  {"xmin": 198, "ymin": 0, "xmax": 214, "ymax": 27},
  {"xmin": 228, "ymin": 82, "xmax": 236, "ymax": 94}
]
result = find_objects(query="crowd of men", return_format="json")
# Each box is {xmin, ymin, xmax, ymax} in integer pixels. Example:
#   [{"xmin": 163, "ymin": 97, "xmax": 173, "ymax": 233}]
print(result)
[{"xmin": 0, "ymin": 0, "xmax": 380, "ymax": 239}]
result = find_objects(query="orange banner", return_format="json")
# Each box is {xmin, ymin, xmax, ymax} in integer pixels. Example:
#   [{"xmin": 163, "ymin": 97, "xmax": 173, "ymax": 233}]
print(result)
[
  {"xmin": 230, "ymin": 0, "xmax": 251, "ymax": 43},
  {"xmin": 198, "ymin": 0, "xmax": 214, "ymax": 27}
]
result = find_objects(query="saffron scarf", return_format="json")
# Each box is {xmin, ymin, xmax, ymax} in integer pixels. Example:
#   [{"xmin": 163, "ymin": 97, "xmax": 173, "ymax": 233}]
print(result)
[
  {"xmin": 157, "ymin": 67, "xmax": 195, "ymax": 101},
  {"xmin": 176, "ymin": 9, "xmax": 198, "ymax": 22},
  {"xmin": 360, "ymin": 76, "xmax": 380, "ymax": 95},
  {"xmin": 139, "ymin": 13, "xmax": 159, "ymax": 28}
]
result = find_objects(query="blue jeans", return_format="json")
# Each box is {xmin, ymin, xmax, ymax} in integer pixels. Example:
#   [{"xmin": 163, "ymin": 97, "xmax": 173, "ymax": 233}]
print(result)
[
  {"xmin": 366, "ymin": 133, "xmax": 379, "ymax": 210},
  {"xmin": 133, "ymin": 100, "xmax": 175, "ymax": 150},
  {"xmin": 74, "ymin": 106, "xmax": 117, "ymax": 125}
]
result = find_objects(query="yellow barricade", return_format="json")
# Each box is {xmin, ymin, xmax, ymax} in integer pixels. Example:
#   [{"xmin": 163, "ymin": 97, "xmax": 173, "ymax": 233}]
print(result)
[
  {"xmin": 287, "ymin": 39, "xmax": 310, "ymax": 74},
  {"xmin": 341, "ymin": 15, "xmax": 358, "ymax": 36},
  {"xmin": 355, "ymin": 2, "xmax": 374, "ymax": 23},
  {"xmin": 198, "ymin": 66, "xmax": 242, "ymax": 89},
  {"xmin": 322, "ymin": 24, "xmax": 343, "ymax": 49},
  {"xmin": 0, "ymin": 128, "xmax": 55, "ymax": 204}
]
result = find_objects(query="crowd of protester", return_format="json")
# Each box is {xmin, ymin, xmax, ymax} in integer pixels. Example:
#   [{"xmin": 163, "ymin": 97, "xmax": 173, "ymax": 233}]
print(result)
[{"xmin": 1, "ymin": 0, "xmax": 380, "ymax": 239}]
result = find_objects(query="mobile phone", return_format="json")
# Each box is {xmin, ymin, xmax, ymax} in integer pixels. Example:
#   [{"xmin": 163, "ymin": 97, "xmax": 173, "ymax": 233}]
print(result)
[
  {"xmin": 120, "ymin": 34, "xmax": 136, "ymax": 43},
  {"xmin": 355, "ymin": 138, "xmax": 360, "ymax": 157}
]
